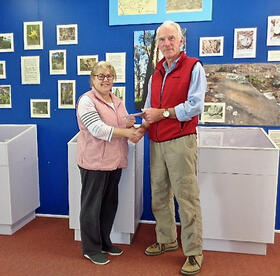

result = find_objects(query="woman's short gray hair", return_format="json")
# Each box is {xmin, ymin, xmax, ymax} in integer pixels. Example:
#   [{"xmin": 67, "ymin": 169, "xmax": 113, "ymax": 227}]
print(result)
[{"xmin": 156, "ymin": 20, "xmax": 184, "ymax": 41}]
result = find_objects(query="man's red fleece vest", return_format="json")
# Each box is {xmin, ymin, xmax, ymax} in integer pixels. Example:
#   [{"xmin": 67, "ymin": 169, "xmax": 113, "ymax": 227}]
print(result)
[{"xmin": 149, "ymin": 51, "xmax": 200, "ymax": 142}]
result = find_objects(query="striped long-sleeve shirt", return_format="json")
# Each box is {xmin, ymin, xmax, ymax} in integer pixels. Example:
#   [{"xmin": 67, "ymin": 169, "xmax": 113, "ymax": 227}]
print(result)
[{"xmin": 77, "ymin": 95, "xmax": 115, "ymax": 141}]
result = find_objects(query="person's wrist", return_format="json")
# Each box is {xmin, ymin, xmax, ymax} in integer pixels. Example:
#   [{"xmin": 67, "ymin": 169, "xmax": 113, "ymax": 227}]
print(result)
[{"xmin": 162, "ymin": 108, "xmax": 170, "ymax": 119}]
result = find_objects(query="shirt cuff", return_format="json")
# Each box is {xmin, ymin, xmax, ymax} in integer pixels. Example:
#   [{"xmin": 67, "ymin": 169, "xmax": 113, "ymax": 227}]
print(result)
[{"xmin": 174, "ymin": 104, "xmax": 192, "ymax": 122}]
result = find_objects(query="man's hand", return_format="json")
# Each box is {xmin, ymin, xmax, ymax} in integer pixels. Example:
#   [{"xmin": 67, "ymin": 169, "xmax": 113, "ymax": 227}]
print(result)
[{"xmin": 141, "ymin": 108, "xmax": 163, "ymax": 124}]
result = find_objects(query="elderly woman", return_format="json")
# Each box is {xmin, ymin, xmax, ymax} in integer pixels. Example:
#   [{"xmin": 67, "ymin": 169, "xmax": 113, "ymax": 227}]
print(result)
[{"xmin": 76, "ymin": 61, "xmax": 136, "ymax": 265}]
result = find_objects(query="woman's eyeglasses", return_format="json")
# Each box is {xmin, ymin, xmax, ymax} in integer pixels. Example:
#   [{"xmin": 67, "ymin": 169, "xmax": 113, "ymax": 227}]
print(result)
[{"xmin": 94, "ymin": 74, "xmax": 114, "ymax": 81}]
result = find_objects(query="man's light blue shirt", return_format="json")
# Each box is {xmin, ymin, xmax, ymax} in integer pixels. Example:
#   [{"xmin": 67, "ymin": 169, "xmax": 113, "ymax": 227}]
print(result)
[{"xmin": 144, "ymin": 59, "xmax": 207, "ymax": 122}]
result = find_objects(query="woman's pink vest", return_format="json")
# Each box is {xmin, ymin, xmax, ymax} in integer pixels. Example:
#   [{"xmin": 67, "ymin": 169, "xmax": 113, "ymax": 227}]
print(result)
[{"xmin": 76, "ymin": 89, "xmax": 128, "ymax": 170}]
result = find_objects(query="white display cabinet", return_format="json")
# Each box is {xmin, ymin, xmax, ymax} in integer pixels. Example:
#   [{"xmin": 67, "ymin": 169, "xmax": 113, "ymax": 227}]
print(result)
[
  {"xmin": 0, "ymin": 124, "xmax": 40, "ymax": 235},
  {"xmin": 197, "ymin": 126, "xmax": 279, "ymax": 255},
  {"xmin": 68, "ymin": 133, "xmax": 144, "ymax": 244}
]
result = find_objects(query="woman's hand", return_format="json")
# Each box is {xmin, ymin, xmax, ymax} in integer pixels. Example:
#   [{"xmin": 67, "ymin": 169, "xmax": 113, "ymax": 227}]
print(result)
[
  {"xmin": 112, "ymin": 126, "xmax": 136, "ymax": 139},
  {"xmin": 125, "ymin": 115, "xmax": 136, "ymax": 128},
  {"xmin": 125, "ymin": 127, "xmax": 138, "ymax": 140}
]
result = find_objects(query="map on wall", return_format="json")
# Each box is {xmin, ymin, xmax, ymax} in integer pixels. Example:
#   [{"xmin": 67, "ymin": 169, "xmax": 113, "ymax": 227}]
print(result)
[
  {"xmin": 118, "ymin": 0, "xmax": 157, "ymax": 15},
  {"xmin": 109, "ymin": 0, "xmax": 212, "ymax": 25},
  {"xmin": 204, "ymin": 63, "xmax": 280, "ymax": 126}
]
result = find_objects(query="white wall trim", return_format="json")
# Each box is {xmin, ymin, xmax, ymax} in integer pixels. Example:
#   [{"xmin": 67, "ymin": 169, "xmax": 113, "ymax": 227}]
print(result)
[
  {"xmin": 36, "ymin": 213, "xmax": 69, "ymax": 219},
  {"xmin": 140, "ymin": 219, "xmax": 182, "ymax": 225}
]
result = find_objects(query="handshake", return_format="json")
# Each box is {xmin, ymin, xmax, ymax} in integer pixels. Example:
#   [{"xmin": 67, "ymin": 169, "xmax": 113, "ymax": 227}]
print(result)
[
  {"xmin": 125, "ymin": 112, "xmax": 146, "ymax": 143},
  {"xmin": 124, "ymin": 107, "xmax": 163, "ymax": 143},
  {"xmin": 124, "ymin": 110, "xmax": 152, "ymax": 143},
  {"xmin": 125, "ymin": 125, "xmax": 146, "ymax": 143}
]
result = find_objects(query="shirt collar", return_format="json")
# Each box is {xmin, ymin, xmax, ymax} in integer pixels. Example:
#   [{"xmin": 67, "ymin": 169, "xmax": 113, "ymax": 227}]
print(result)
[{"xmin": 162, "ymin": 56, "xmax": 180, "ymax": 72}]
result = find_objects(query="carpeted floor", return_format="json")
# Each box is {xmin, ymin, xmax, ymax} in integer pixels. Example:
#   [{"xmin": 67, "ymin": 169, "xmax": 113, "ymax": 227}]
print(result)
[{"xmin": 0, "ymin": 217, "xmax": 279, "ymax": 276}]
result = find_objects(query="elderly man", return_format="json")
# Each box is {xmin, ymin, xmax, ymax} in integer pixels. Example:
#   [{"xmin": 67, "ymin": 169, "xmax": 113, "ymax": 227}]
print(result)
[{"xmin": 134, "ymin": 20, "xmax": 207, "ymax": 275}]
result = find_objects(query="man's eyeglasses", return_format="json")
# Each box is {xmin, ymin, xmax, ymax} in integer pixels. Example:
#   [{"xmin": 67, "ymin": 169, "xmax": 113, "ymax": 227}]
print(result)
[{"xmin": 94, "ymin": 74, "xmax": 114, "ymax": 81}]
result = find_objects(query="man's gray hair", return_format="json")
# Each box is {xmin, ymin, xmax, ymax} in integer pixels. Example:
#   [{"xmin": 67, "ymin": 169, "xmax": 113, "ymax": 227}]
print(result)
[{"xmin": 156, "ymin": 20, "xmax": 184, "ymax": 41}]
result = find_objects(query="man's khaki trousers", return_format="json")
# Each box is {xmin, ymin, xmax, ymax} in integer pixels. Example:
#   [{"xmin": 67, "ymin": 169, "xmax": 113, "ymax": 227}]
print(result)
[{"xmin": 150, "ymin": 134, "xmax": 203, "ymax": 256}]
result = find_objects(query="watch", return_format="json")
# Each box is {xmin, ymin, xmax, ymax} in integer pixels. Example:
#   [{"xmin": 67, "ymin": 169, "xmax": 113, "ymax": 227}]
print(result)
[{"xmin": 163, "ymin": 109, "xmax": 170, "ymax": 118}]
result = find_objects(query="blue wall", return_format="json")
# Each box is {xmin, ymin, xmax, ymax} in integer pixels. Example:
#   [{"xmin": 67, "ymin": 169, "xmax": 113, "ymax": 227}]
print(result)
[{"xmin": 0, "ymin": 0, "xmax": 279, "ymax": 229}]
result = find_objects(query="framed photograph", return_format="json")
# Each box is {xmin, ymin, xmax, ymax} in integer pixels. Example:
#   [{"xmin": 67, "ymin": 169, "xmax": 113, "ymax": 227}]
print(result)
[
  {"xmin": 21, "ymin": 56, "xmax": 40, "ymax": 84},
  {"xmin": 49, "ymin": 50, "xmax": 66, "ymax": 75},
  {"xmin": 58, "ymin": 80, "xmax": 76, "ymax": 109},
  {"xmin": 267, "ymin": 16, "xmax": 280, "ymax": 46},
  {"xmin": 199, "ymin": 36, "xmax": 224, "ymax": 56},
  {"xmin": 57, "ymin": 24, "xmax": 78, "ymax": 45},
  {"xmin": 109, "ymin": 0, "xmax": 212, "ymax": 25},
  {"xmin": 24, "ymin": 21, "xmax": 43, "ymax": 50},
  {"xmin": 0, "ymin": 33, "xmax": 14, "ymax": 52},
  {"xmin": 233, "ymin": 27, "xmax": 257, "ymax": 59},
  {"xmin": 0, "ymin": 85, "xmax": 12, "ymax": 108},
  {"xmin": 112, "ymin": 86, "xmax": 125, "ymax": 103},
  {"xmin": 77, "ymin": 55, "xmax": 98, "ymax": 75},
  {"xmin": 30, "ymin": 99, "xmax": 50, "ymax": 118},
  {"xmin": 201, "ymin": 102, "xmax": 226, "ymax": 123},
  {"xmin": 0, "ymin": 61, "xmax": 6, "ymax": 79}
]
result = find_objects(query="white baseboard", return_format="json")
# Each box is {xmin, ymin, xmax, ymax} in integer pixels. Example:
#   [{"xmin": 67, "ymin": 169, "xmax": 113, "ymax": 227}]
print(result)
[
  {"xmin": 139, "ymin": 219, "xmax": 181, "ymax": 226},
  {"xmin": 36, "ymin": 213, "xmax": 69, "ymax": 219},
  {"xmin": 139, "ymin": 220, "xmax": 155, "ymax": 224}
]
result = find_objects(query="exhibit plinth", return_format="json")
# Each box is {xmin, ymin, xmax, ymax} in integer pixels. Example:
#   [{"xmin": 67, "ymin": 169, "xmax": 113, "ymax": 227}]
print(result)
[
  {"xmin": 68, "ymin": 133, "xmax": 144, "ymax": 244},
  {"xmin": 0, "ymin": 124, "xmax": 40, "ymax": 235},
  {"xmin": 198, "ymin": 126, "xmax": 279, "ymax": 255}
]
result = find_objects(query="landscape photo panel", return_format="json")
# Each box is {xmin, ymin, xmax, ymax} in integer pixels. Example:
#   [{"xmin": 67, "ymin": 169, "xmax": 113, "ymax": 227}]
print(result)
[{"xmin": 204, "ymin": 63, "xmax": 280, "ymax": 126}]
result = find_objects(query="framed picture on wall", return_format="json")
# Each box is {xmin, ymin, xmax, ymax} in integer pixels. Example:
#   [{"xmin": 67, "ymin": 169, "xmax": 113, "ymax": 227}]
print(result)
[
  {"xmin": 57, "ymin": 24, "xmax": 78, "ymax": 45},
  {"xmin": 21, "ymin": 56, "xmax": 40, "ymax": 84},
  {"xmin": 112, "ymin": 86, "xmax": 125, "ymax": 103},
  {"xmin": 106, "ymin": 52, "xmax": 126, "ymax": 83},
  {"xmin": 77, "ymin": 55, "xmax": 98, "ymax": 75},
  {"xmin": 109, "ymin": 0, "xmax": 212, "ymax": 25},
  {"xmin": 0, "ymin": 61, "xmax": 6, "ymax": 79},
  {"xmin": 58, "ymin": 80, "xmax": 76, "ymax": 109},
  {"xmin": 24, "ymin": 21, "xmax": 43, "ymax": 50},
  {"xmin": 201, "ymin": 102, "xmax": 226, "ymax": 123},
  {"xmin": 199, "ymin": 36, "xmax": 224, "ymax": 56},
  {"xmin": 0, "ymin": 33, "xmax": 14, "ymax": 52},
  {"xmin": 49, "ymin": 50, "xmax": 66, "ymax": 75},
  {"xmin": 233, "ymin": 27, "xmax": 257, "ymax": 59},
  {"xmin": 267, "ymin": 16, "xmax": 280, "ymax": 46},
  {"xmin": 30, "ymin": 99, "xmax": 50, "ymax": 118},
  {"xmin": 0, "ymin": 85, "xmax": 12, "ymax": 108}
]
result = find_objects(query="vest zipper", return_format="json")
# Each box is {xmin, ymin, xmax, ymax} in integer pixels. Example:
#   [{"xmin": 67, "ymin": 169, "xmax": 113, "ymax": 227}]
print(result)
[{"xmin": 156, "ymin": 70, "xmax": 165, "ymax": 142}]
